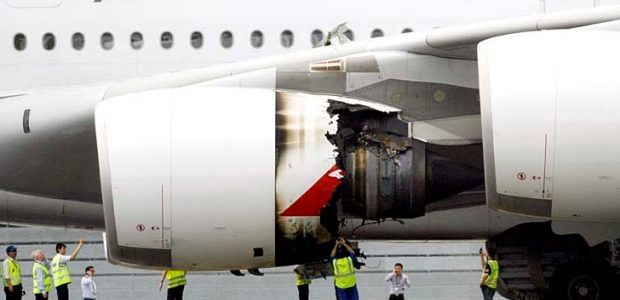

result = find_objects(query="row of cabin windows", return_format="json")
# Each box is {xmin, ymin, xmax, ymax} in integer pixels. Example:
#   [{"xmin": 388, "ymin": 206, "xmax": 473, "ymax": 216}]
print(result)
[{"xmin": 13, "ymin": 28, "xmax": 414, "ymax": 51}]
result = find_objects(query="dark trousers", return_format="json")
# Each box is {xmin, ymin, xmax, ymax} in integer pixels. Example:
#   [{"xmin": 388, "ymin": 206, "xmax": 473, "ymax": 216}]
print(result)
[
  {"xmin": 4, "ymin": 284, "xmax": 22, "ymax": 300},
  {"xmin": 389, "ymin": 294, "xmax": 405, "ymax": 300},
  {"xmin": 34, "ymin": 294, "xmax": 47, "ymax": 300},
  {"xmin": 335, "ymin": 285, "xmax": 359, "ymax": 300},
  {"xmin": 56, "ymin": 283, "xmax": 69, "ymax": 300},
  {"xmin": 167, "ymin": 285, "xmax": 185, "ymax": 300},
  {"xmin": 297, "ymin": 284, "xmax": 309, "ymax": 300},
  {"xmin": 481, "ymin": 285, "xmax": 496, "ymax": 300}
]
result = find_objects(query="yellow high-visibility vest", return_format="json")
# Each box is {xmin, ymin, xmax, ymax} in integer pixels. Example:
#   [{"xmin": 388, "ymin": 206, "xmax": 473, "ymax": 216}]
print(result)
[
  {"xmin": 3, "ymin": 258, "xmax": 21, "ymax": 286},
  {"xmin": 333, "ymin": 256, "xmax": 356, "ymax": 289},
  {"xmin": 51, "ymin": 254, "xmax": 72, "ymax": 287},
  {"xmin": 484, "ymin": 260, "xmax": 500, "ymax": 289},
  {"xmin": 32, "ymin": 262, "xmax": 52, "ymax": 294},
  {"xmin": 295, "ymin": 273, "xmax": 312, "ymax": 286},
  {"xmin": 166, "ymin": 270, "xmax": 187, "ymax": 289}
]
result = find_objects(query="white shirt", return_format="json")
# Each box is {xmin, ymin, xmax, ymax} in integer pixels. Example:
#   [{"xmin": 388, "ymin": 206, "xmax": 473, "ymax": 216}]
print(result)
[
  {"xmin": 385, "ymin": 272, "xmax": 411, "ymax": 295},
  {"xmin": 2, "ymin": 257, "xmax": 17, "ymax": 282},
  {"xmin": 33, "ymin": 260, "xmax": 50, "ymax": 296},
  {"xmin": 81, "ymin": 276, "xmax": 97, "ymax": 299},
  {"xmin": 55, "ymin": 254, "xmax": 71, "ymax": 264}
]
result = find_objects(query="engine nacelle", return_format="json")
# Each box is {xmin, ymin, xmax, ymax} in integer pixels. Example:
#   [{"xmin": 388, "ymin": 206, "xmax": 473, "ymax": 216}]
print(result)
[
  {"xmin": 96, "ymin": 84, "xmax": 486, "ymax": 269},
  {"xmin": 96, "ymin": 86, "xmax": 276, "ymax": 270},
  {"xmin": 479, "ymin": 30, "xmax": 620, "ymax": 224}
]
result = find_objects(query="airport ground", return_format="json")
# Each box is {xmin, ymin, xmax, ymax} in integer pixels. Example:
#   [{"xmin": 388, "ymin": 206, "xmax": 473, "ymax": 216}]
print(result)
[{"xmin": 0, "ymin": 227, "xmax": 507, "ymax": 299}]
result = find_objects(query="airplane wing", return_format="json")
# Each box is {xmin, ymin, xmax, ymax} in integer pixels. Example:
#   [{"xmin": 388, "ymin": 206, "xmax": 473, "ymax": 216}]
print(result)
[{"xmin": 104, "ymin": 5, "xmax": 620, "ymax": 98}]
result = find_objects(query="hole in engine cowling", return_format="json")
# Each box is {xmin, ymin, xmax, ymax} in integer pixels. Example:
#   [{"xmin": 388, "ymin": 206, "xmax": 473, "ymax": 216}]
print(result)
[{"xmin": 324, "ymin": 99, "xmax": 485, "ymax": 221}]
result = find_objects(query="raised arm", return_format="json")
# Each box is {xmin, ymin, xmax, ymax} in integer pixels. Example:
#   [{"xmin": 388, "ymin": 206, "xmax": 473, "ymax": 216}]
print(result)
[
  {"xmin": 385, "ymin": 271, "xmax": 394, "ymax": 281},
  {"xmin": 342, "ymin": 242, "xmax": 355, "ymax": 255},
  {"xmin": 69, "ymin": 239, "xmax": 84, "ymax": 261},
  {"xmin": 479, "ymin": 250, "xmax": 487, "ymax": 270},
  {"xmin": 330, "ymin": 241, "xmax": 339, "ymax": 258}
]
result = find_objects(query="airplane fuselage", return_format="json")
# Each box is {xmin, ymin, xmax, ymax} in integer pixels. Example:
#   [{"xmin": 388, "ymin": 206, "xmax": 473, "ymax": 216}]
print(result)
[{"xmin": 0, "ymin": 0, "xmax": 589, "ymax": 90}]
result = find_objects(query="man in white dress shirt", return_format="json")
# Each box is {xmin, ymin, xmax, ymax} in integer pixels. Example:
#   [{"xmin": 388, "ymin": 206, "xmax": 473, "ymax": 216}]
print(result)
[
  {"xmin": 80, "ymin": 266, "xmax": 96, "ymax": 300},
  {"xmin": 385, "ymin": 263, "xmax": 411, "ymax": 300}
]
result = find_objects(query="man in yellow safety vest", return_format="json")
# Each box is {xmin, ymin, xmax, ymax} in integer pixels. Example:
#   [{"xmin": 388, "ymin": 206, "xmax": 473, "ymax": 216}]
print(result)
[
  {"xmin": 294, "ymin": 265, "xmax": 311, "ymax": 300},
  {"xmin": 31, "ymin": 250, "xmax": 52, "ymax": 300},
  {"xmin": 159, "ymin": 269, "xmax": 187, "ymax": 300},
  {"xmin": 331, "ymin": 237, "xmax": 359, "ymax": 300},
  {"xmin": 480, "ymin": 247, "xmax": 500, "ymax": 300},
  {"xmin": 51, "ymin": 239, "xmax": 84, "ymax": 300},
  {"xmin": 3, "ymin": 245, "xmax": 22, "ymax": 300}
]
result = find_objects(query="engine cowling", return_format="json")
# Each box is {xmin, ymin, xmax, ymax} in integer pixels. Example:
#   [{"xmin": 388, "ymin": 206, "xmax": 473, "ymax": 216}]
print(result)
[
  {"xmin": 96, "ymin": 86, "xmax": 276, "ymax": 270},
  {"xmin": 479, "ymin": 30, "xmax": 620, "ymax": 226}
]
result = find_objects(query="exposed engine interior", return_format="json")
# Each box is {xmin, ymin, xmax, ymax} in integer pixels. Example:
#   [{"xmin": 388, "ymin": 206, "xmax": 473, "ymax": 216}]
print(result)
[{"xmin": 324, "ymin": 99, "xmax": 485, "ymax": 222}]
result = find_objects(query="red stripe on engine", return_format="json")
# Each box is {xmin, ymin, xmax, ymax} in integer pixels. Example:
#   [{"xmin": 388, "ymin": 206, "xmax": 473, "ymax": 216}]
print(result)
[{"xmin": 280, "ymin": 164, "xmax": 343, "ymax": 217}]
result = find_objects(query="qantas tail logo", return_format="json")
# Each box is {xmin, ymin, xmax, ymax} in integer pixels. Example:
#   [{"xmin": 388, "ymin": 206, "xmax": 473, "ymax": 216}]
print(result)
[{"xmin": 280, "ymin": 164, "xmax": 343, "ymax": 217}]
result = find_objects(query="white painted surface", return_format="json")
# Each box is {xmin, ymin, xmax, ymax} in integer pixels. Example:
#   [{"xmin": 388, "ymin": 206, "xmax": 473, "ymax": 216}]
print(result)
[
  {"xmin": 0, "ymin": 0, "xmax": 551, "ymax": 90},
  {"xmin": 479, "ymin": 30, "xmax": 620, "ymax": 223},
  {"xmin": 97, "ymin": 86, "xmax": 277, "ymax": 269},
  {"xmin": 169, "ymin": 87, "xmax": 276, "ymax": 269},
  {"xmin": 551, "ymin": 31, "xmax": 620, "ymax": 222},
  {"xmin": 96, "ymin": 89, "xmax": 173, "ymax": 250},
  {"xmin": 479, "ymin": 32, "xmax": 556, "ymax": 202}
]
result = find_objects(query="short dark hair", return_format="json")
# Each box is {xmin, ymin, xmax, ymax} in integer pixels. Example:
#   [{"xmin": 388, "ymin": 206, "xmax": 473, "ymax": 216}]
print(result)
[
  {"xmin": 85, "ymin": 266, "xmax": 94, "ymax": 274},
  {"xmin": 55, "ymin": 243, "xmax": 66, "ymax": 253},
  {"xmin": 487, "ymin": 248, "xmax": 497, "ymax": 258},
  {"xmin": 394, "ymin": 263, "xmax": 403, "ymax": 269}
]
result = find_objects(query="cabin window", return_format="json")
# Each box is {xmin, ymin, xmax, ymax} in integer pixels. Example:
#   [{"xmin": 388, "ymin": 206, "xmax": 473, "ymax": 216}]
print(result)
[
  {"xmin": 250, "ymin": 30, "xmax": 263, "ymax": 48},
  {"xmin": 220, "ymin": 31, "xmax": 233, "ymax": 49},
  {"xmin": 42, "ymin": 33, "xmax": 55, "ymax": 50},
  {"xmin": 72, "ymin": 33, "xmax": 85, "ymax": 50},
  {"xmin": 310, "ymin": 29, "xmax": 323, "ymax": 47},
  {"xmin": 161, "ymin": 32, "xmax": 173, "ymax": 49},
  {"xmin": 402, "ymin": 28, "xmax": 413, "ymax": 33},
  {"xmin": 130, "ymin": 32, "xmax": 143, "ymax": 50},
  {"xmin": 371, "ymin": 29, "xmax": 384, "ymax": 38},
  {"xmin": 101, "ymin": 32, "xmax": 114, "ymax": 50},
  {"xmin": 343, "ymin": 29, "xmax": 354, "ymax": 41},
  {"xmin": 280, "ymin": 30, "xmax": 294, "ymax": 48},
  {"xmin": 14, "ymin": 33, "xmax": 27, "ymax": 51},
  {"xmin": 190, "ymin": 31, "xmax": 203, "ymax": 49}
]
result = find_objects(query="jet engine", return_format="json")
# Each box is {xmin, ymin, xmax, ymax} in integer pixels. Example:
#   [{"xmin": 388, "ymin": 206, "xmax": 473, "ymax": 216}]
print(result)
[{"xmin": 479, "ymin": 30, "xmax": 620, "ymax": 226}]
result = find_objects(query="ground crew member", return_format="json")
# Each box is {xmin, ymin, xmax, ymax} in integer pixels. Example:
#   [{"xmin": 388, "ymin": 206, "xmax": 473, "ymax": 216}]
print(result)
[
  {"xmin": 80, "ymin": 266, "xmax": 96, "ymax": 300},
  {"xmin": 385, "ymin": 263, "xmax": 411, "ymax": 300},
  {"xmin": 331, "ymin": 237, "xmax": 359, "ymax": 300},
  {"xmin": 3, "ymin": 245, "xmax": 22, "ymax": 300},
  {"xmin": 159, "ymin": 269, "xmax": 187, "ymax": 300},
  {"xmin": 479, "ymin": 248, "xmax": 499, "ymax": 300},
  {"xmin": 51, "ymin": 239, "xmax": 84, "ymax": 300},
  {"xmin": 294, "ymin": 265, "xmax": 311, "ymax": 300},
  {"xmin": 31, "ymin": 250, "xmax": 51, "ymax": 300}
]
